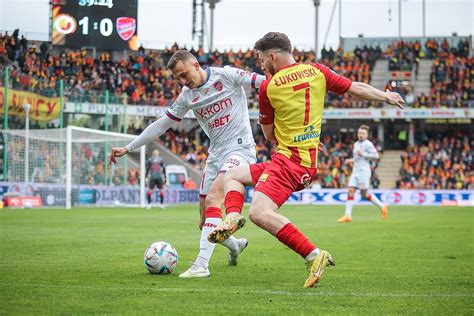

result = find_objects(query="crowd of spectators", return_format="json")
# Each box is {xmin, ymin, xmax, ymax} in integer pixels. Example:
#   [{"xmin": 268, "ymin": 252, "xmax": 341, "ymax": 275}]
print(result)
[
  {"xmin": 397, "ymin": 131, "xmax": 472, "ymax": 189},
  {"xmin": 385, "ymin": 38, "xmax": 472, "ymax": 108},
  {"xmin": 6, "ymin": 31, "xmax": 471, "ymax": 111}
]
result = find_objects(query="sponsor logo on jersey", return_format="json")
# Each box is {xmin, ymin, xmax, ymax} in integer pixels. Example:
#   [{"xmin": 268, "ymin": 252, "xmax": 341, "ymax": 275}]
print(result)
[
  {"xmin": 192, "ymin": 95, "xmax": 200, "ymax": 103},
  {"xmin": 196, "ymin": 97, "xmax": 233, "ymax": 120},
  {"xmin": 202, "ymin": 88, "xmax": 210, "ymax": 95},
  {"xmin": 293, "ymin": 125, "xmax": 320, "ymax": 143},
  {"xmin": 207, "ymin": 114, "xmax": 230, "ymax": 129},
  {"xmin": 213, "ymin": 81, "xmax": 223, "ymax": 91},
  {"xmin": 304, "ymin": 125, "xmax": 315, "ymax": 133}
]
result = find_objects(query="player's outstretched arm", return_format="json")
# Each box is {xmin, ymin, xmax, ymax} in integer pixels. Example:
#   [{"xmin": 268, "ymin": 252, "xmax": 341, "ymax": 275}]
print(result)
[
  {"xmin": 109, "ymin": 115, "xmax": 176, "ymax": 164},
  {"xmin": 348, "ymin": 82, "xmax": 405, "ymax": 109}
]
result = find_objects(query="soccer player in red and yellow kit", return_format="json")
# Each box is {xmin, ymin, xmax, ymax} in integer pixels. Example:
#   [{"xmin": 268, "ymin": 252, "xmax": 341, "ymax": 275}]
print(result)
[{"xmin": 208, "ymin": 32, "xmax": 405, "ymax": 288}]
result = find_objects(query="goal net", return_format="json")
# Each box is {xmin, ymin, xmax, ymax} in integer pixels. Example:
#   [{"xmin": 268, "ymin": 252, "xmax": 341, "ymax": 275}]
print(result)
[{"xmin": 2, "ymin": 126, "xmax": 146, "ymax": 209}]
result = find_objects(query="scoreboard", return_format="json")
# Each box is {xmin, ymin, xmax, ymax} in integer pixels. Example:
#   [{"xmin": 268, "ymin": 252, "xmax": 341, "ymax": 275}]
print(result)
[{"xmin": 52, "ymin": 0, "xmax": 138, "ymax": 50}]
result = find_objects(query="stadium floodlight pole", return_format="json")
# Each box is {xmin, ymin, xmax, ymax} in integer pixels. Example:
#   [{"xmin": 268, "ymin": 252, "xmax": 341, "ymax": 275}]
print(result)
[
  {"xmin": 422, "ymin": 0, "xmax": 426, "ymax": 37},
  {"xmin": 339, "ymin": 0, "xmax": 342, "ymax": 46},
  {"xmin": 313, "ymin": 0, "xmax": 321, "ymax": 60},
  {"xmin": 24, "ymin": 104, "xmax": 31, "ymax": 183},
  {"xmin": 207, "ymin": 0, "xmax": 220, "ymax": 52},
  {"xmin": 3, "ymin": 66, "xmax": 8, "ymax": 181},
  {"xmin": 398, "ymin": 0, "xmax": 402, "ymax": 38}
]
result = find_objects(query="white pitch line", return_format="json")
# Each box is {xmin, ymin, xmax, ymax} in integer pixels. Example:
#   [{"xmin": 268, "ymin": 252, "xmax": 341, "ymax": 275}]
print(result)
[{"xmin": 1, "ymin": 283, "xmax": 472, "ymax": 299}]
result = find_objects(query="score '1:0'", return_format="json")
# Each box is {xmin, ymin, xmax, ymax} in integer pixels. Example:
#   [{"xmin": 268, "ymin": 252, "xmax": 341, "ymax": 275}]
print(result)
[{"xmin": 78, "ymin": 16, "xmax": 113, "ymax": 36}]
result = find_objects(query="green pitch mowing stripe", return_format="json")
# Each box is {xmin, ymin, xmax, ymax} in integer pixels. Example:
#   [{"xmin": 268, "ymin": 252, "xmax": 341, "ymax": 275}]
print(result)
[{"xmin": 0, "ymin": 205, "xmax": 472, "ymax": 314}]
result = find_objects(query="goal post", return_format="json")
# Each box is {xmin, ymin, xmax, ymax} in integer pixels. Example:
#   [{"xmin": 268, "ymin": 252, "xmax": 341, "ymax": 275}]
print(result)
[{"xmin": 2, "ymin": 126, "xmax": 146, "ymax": 209}]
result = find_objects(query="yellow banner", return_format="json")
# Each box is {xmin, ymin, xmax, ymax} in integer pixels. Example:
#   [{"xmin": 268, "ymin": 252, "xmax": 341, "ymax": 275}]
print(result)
[{"xmin": 0, "ymin": 87, "xmax": 61, "ymax": 121}]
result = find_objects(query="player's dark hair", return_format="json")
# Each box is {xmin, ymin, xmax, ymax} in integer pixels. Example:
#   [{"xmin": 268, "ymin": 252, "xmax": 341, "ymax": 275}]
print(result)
[
  {"xmin": 359, "ymin": 125, "xmax": 370, "ymax": 132},
  {"xmin": 167, "ymin": 50, "xmax": 196, "ymax": 70},
  {"xmin": 254, "ymin": 32, "xmax": 292, "ymax": 53}
]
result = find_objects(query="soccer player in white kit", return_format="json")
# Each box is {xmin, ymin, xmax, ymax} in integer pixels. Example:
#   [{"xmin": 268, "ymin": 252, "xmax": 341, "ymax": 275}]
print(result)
[
  {"xmin": 109, "ymin": 50, "xmax": 265, "ymax": 277},
  {"xmin": 337, "ymin": 125, "xmax": 388, "ymax": 223}
]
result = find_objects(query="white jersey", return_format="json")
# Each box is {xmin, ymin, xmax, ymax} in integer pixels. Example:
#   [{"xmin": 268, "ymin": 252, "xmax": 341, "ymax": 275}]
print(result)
[
  {"xmin": 352, "ymin": 139, "xmax": 379, "ymax": 173},
  {"xmin": 166, "ymin": 66, "xmax": 265, "ymax": 162}
]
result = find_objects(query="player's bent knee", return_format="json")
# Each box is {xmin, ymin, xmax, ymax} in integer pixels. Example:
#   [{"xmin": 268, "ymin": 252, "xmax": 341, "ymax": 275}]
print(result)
[
  {"xmin": 248, "ymin": 210, "xmax": 263, "ymax": 226},
  {"xmin": 248, "ymin": 206, "xmax": 268, "ymax": 227}
]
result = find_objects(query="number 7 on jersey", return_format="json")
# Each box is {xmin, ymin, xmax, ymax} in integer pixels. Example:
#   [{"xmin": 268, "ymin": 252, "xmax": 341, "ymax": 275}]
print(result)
[{"xmin": 292, "ymin": 82, "xmax": 311, "ymax": 125}]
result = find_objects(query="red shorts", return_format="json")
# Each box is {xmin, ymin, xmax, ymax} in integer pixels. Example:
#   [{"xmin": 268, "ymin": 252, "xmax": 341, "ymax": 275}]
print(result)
[{"xmin": 249, "ymin": 153, "xmax": 317, "ymax": 207}]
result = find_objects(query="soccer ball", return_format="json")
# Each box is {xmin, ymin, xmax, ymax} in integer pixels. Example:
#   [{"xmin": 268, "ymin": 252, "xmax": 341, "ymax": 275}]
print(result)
[{"xmin": 144, "ymin": 241, "xmax": 179, "ymax": 274}]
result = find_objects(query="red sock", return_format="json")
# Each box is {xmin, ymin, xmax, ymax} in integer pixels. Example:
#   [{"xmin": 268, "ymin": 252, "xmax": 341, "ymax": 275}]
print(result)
[
  {"xmin": 276, "ymin": 223, "xmax": 316, "ymax": 258},
  {"xmin": 205, "ymin": 206, "xmax": 222, "ymax": 219},
  {"xmin": 224, "ymin": 191, "xmax": 244, "ymax": 215}
]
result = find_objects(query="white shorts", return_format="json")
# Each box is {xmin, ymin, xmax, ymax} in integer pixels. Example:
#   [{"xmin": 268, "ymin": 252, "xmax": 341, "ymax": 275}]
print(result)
[
  {"xmin": 199, "ymin": 148, "xmax": 256, "ymax": 197},
  {"xmin": 348, "ymin": 169, "xmax": 371, "ymax": 191}
]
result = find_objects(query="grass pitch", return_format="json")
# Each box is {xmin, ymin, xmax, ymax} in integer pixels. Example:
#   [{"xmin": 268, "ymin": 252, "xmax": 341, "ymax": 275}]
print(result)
[{"xmin": 0, "ymin": 204, "xmax": 472, "ymax": 315}]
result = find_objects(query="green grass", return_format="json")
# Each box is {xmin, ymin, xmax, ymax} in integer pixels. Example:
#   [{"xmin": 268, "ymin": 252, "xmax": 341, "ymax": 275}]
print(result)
[{"xmin": 0, "ymin": 204, "xmax": 473, "ymax": 315}]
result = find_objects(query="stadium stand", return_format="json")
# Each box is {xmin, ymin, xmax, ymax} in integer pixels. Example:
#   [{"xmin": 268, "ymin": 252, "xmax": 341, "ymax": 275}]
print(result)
[
  {"xmin": 2, "ymin": 32, "xmax": 471, "ymax": 110},
  {"xmin": 397, "ymin": 131, "xmax": 472, "ymax": 190}
]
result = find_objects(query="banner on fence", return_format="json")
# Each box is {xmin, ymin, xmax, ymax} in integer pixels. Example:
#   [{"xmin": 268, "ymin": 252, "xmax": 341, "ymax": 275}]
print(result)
[
  {"xmin": 0, "ymin": 87, "xmax": 61, "ymax": 121},
  {"xmin": 1, "ymin": 182, "xmax": 471, "ymax": 207},
  {"xmin": 65, "ymin": 102, "xmax": 474, "ymax": 120},
  {"xmin": 0, "ymin": 182, "xmax": 199, "ymax": 206},
  {"xmin": 245, "ymin": 188, "xmax": 473, "ymax": 206}
]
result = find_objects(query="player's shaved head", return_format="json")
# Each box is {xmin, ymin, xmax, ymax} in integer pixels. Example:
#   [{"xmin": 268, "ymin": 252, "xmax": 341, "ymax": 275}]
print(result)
[
  {"xmin": 359, "ymin": 125, "xmax": 370, "ymax": 132},
  {"xmin": 254, "ymin": 32, "xmax": 292, "ymax": 53},
  {"xmin": 167, "ymin": 50, "xmax": 197, "ymax": 70}
]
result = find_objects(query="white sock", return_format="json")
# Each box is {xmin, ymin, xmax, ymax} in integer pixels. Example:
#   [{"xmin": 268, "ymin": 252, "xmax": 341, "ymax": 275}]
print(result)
[
  {"xmin": 345, "ymin": 198, "xmax": 355, "ymax": 216},
  {"xmin": 221, "ymin": 236, "xmax": 239, "ymax": 253},
  {"xmin": 305, "ymin": 248, "xmax": 321, "ymax": 261},
  {"xmin": 194, "ymin": 217, "xmax": 221, "ymax": 268},
  {"xmin": 368, "ymin": 194, "xmax": 384, "ymax": 210}
]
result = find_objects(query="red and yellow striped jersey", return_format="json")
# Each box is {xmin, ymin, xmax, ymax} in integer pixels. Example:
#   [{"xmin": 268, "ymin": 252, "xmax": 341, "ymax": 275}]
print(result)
[{"xmin": 259, "ymin": 63, "xmax": 352, "ymax": 168}]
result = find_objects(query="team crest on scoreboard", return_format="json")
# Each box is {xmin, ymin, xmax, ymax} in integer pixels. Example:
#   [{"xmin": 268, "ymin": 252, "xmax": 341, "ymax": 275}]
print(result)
[
  {"xmin": 213, "ymin": 81, "xmax": 223, "ymax": 92},
  {"xmin": 116, "ymin": 17, "xmax": 136, "ymax": 41}
]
